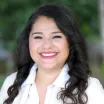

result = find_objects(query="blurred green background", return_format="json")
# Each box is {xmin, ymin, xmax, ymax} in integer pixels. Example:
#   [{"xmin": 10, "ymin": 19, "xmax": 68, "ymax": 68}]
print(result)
[{"xmin": 0, "ymin": 0, "xmax": 104, "ymax": 88}]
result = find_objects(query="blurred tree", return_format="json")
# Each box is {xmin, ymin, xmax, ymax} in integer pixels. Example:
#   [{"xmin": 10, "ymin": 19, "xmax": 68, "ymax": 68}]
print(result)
[{"xmin": 0, "ymin": 0, "xmax": 98, "ymax": 50}]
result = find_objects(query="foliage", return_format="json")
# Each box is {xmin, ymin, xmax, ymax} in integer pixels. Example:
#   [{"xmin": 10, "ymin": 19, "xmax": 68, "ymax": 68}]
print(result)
[
  {"xmin": 0, "ymin": 0, "xmax": 99, "ymax": 50},
  {"xmin": 0, "ymin": 75, "xmax": 5, "ymax": 88},
  {"xmin": 100, "ymin": 61, "xmax": 104, "ymax": 72}
]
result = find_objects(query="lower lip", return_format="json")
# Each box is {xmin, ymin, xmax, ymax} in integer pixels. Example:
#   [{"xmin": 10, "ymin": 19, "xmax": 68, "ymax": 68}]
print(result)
[{"xmin": 40, "ymin": 53, "xmax": 58, "ymax": 59}]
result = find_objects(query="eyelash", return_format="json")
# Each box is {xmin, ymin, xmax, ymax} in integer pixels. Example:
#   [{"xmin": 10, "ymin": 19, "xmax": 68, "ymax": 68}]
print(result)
[
  {"xmin": 34, "ymin": 35, "xmax": 62, "ymax": 39},
  {"xmin": 34, "ymin": 36, "xmax": 42, "ymax": 39},
  {"xmin": 53, "ymin": 36, "xmax": 62, "ymax": 39}
]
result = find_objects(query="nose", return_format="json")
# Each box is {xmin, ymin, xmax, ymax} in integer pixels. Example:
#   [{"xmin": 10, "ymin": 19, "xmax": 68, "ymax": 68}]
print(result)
[{"xmin": 42, "ymin": 39, "xmax": 53, "ymax": 49}]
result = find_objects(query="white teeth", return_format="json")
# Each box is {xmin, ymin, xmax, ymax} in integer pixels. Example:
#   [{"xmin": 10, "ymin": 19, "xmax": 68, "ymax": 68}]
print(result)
[{"xmin": 41, "ymin": 53, "xmax": 56, "ymax": 56}]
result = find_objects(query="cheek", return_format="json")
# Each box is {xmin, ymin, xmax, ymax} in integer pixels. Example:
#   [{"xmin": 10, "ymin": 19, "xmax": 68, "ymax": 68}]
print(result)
[
  {"xmin": 56, "ymin": 40, "xmax": 69, "ymax": 51},
  {"xmin": 29, "ymin": 39, "xmax": 34, "ymax": 52},
  {"xmin": 29, "ymin": 41, "xmax": 40, "ymax": 61},
  {"xmin": 29, "ymin": 39, "xmax": 43, "ymax": 54},
  {"xmin": 61, "ymin": 41, "xmax": 70, "ymax": 57},
  {"xmin": 29, "ymin": 37, "xmax": 37, "ymax": 53}
]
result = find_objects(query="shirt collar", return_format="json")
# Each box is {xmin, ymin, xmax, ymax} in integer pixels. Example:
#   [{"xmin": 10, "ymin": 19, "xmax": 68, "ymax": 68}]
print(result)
[
  {"xmin": 21, "ymin": 63, "xmax": 70, "ymax": 88},
  {"xmin": 53, "ymin": 64, "xmax": 70, "ymax": 88},
  {"xmin": 21, "ymin": 63, "xmax": 37, "ymax": 87}
]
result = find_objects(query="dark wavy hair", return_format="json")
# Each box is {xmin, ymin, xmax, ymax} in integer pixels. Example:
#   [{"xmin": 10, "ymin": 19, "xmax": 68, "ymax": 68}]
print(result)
[{"xmin": 4, "ymin": 4, "xmax": 91, "ymax": 104}]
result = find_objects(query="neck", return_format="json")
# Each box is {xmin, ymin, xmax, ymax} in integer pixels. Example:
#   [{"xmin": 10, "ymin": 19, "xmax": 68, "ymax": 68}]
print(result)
[{"xmin": 35, "ymin": 67, "xmax": 62, "ymax": 87}]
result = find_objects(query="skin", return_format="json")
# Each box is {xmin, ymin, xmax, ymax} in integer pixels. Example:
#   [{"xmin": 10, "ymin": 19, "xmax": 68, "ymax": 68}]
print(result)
[
  {"xmin": 29, "ymin": 16, "xmax": 69, "ymax": 71},
  {"xmin": 29, "ymin": 16, "xmax": 70, "ymax": 104}
]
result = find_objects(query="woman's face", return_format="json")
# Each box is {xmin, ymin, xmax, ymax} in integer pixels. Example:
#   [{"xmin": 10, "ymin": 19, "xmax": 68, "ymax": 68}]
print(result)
[{"xmin": 29, "ymin": 16, "xmax": 69, "ymax": 70}]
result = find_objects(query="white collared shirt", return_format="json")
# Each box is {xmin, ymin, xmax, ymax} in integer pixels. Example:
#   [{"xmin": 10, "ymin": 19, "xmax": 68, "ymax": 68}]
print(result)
[
  {"xmin": 0, "ymin": 63, "xmax": 104, "ymax": 104},
  {"xmin": 19, "ymin": 63, "xmax": 70, "ymax": 104}
]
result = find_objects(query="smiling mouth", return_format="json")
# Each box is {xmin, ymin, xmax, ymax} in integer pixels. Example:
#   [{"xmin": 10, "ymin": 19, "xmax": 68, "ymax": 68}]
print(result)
[{"xmin": 39, "ymin": 52, "xmax": 58, "ymax": 59}]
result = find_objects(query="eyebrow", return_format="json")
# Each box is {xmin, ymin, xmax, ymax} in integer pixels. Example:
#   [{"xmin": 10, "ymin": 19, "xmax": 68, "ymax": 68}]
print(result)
[
  {"xmin": 32, "ymin": 31, "xmax": 62, "ymax": 35},
  {"xmin": 52, "ymin": 31, "xmax": 62, "ymax": 34},
  {"xmin": 32, "ymin": 32, "xmax": 43, "ymax": 35}
]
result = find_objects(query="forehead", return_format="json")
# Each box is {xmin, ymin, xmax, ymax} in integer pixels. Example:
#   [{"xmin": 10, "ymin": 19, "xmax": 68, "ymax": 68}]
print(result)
[{"xmin": 31, "ymin": 16, "xmax": 60, "ymax": 31}]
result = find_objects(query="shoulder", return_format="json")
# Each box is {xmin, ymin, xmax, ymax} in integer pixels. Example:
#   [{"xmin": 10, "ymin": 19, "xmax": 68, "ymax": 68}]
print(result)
[
  {"xmin": 0, "ymin": 72, "xmax": 17, "ymax": 103},
  {"xmin": 87, "ymin": 77, "xmax": 104, "ymax": 91},
  {"xmin": 1, "ymin": 72, "xmax": 17, "ymax": 89},
  {"xmin": 3, "ymin": 72, "xmax": 17, "ymax": 87},
  {"xmin": 6, "ymin": 72, "xmax": 17, "ymax": 81},
  {"xmin": 0, "ymin": 72, "xmax": 17, "ymax": 91},
  {"xmin": 86, "ymin": 77, "xmax": 104, "ymax": 104}
]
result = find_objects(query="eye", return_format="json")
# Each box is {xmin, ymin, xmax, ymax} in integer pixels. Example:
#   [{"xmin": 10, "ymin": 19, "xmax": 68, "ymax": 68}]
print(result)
[
  {"xmin": 34, "ymin": 36, "xmax": 43, "ymax": 39},
  {"xmin": 53, "ymin": 35, "xmax": 62, "ymax": 39}
]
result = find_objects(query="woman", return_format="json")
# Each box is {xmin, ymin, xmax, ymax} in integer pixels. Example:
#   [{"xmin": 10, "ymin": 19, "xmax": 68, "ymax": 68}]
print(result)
[{"xmin": 0, "ymin": 4, "xmax": 104, "ymax": 104}]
